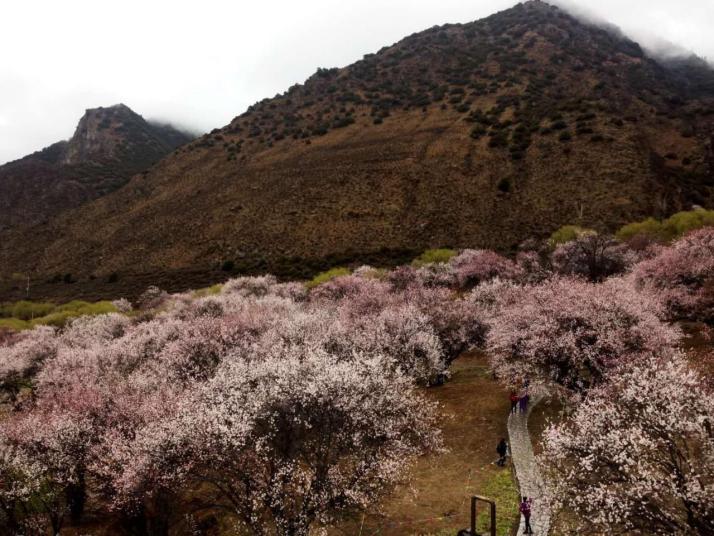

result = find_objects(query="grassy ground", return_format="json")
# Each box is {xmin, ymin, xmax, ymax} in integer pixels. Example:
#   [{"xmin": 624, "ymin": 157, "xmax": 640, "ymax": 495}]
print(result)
[
  {"xmin": 0, "ymin": 299, "xmax": 118, "ymax": 330},
  {"xmin": 329, "ymin": 352, "xmax": 519, "ymax": 536}
]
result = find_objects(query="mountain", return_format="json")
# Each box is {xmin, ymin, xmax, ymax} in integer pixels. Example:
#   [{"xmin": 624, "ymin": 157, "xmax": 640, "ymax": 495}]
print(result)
[
  {"xmin": 0, "ymin": 104, "xmax": 193, "ymax": 230},
  {"xmin": 1, "ymin": 0, "xmax": 713, "ymax": 301}
]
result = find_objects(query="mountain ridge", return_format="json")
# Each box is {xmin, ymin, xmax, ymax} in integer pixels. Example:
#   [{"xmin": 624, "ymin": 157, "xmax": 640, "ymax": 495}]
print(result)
[
  {"xmin": 0, "ymin": 104, "xmax": 194, "ymax": 231},
  {"xmin": 1, "ymin": 0, "xmax": 713, "ymax": 301}
]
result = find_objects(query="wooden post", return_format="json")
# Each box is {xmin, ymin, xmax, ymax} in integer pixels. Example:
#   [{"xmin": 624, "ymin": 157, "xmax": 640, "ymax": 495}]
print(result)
[{"xmin": 468, "ymin": 495, "xmax": 496, "ymax": 536}]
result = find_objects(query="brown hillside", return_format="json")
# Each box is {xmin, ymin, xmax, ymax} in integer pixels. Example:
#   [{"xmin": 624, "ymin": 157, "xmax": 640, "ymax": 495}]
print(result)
[{"xmin": 2, "ymin": 0, "xmax": 714, "ymax": 301}]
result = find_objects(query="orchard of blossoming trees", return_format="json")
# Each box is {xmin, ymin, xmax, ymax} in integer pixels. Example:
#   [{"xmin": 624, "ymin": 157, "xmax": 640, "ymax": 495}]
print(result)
[
  {"xmin": 541, "ymin": 352, "xmax": 714, "ymax": 534},
  {"xmin": 0, "ymin": 228, "xmax": 713, "ymax": 534}
]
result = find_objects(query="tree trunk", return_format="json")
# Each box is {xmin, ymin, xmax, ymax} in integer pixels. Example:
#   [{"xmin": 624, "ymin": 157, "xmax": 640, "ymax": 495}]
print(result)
[
  {"xmin": 121, "ymin": 506, "xmax": 148, "ymax": 536},
  {"xmin": 67, "ymin": 469, "xmax": 86, "ymax": 525},
  {"xmin": 276, "ymin": 518, "xmax": 310, "ymax": 536},
  {"xmin": 146, "ymin": 492, "xmax": 172, "ymax": 536}
]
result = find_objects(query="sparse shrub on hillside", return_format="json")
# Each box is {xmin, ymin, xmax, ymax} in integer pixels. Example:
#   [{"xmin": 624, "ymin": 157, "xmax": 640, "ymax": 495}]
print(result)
[
  {"xmin": 470, "ymin": 125, "xmax": 487, "ymax": 139},
  {"xmin": 332, "ymin": 116, "xmax": 355, "ymax": 128},
  {"xmin": 541, "ymin": 352, "xmax": 714, "ymax": 534},
  {"xmin": 488, "ymin": 130, "xmax": 509, "ymax": 148}
]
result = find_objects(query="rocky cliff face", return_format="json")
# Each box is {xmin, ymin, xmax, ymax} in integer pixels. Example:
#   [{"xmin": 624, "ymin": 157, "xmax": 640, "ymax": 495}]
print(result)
[
  {"xmin": 0, "ymin": 104, "xmax": 194, "ymax": 231},
  {"xmin": 63, "ymin": 104, "xmax": 132, "ymax": 164}
]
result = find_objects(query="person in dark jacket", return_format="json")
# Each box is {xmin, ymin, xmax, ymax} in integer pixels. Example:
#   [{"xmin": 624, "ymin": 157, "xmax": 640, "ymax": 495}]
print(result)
[
  {"xmin": 519, "ymin": 390, "xmax": 530, "ymax": 413},
  {"xmin": 520, "ymin": 496, "xmax": 533, "ymax": 534},
  {"xmin": 496, "ymin": 438, "xmax": 508, "ymax": 466}
]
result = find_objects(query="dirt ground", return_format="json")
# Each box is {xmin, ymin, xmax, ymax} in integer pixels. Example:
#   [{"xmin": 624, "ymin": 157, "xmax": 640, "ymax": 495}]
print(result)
[{"xmin": 329, "ymin": 351, "xmax": 519, "ymax": 536}]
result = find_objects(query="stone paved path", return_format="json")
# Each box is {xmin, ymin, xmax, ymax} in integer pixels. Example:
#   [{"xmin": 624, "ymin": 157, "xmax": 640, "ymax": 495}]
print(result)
[{"xmin": 507, "ymin": 392, "xmax": 551, "ymax": 536}]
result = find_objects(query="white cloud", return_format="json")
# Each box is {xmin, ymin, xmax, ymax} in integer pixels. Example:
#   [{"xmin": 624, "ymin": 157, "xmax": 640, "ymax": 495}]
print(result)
[{"xmin": 1, "ymin": 0, "xmax": 712, "ymax": 164}]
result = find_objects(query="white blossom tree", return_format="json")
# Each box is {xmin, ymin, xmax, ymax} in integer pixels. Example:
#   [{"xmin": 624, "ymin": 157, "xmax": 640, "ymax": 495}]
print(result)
[
  {"xmin": 116, "ymin": 348, "xmax": 441, "ymax": 536},
  {"xmin": 540, "ymin": 352, "xmax": 714, "ymax": 534}
]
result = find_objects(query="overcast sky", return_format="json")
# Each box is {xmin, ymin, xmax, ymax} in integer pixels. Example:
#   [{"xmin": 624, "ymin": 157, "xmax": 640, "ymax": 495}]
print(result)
[{"xmin": 1, "ymin": 0, "xmax": 713, "ymax": 164}]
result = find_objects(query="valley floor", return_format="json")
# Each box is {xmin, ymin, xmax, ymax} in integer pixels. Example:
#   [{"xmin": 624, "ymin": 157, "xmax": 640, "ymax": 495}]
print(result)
[{"xmin": 330, "ymin": 352, "xmax": 520, "ymax": 536}]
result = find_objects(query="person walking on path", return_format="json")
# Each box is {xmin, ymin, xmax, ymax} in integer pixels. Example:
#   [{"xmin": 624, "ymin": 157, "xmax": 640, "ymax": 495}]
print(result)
[
  {"xmin": 520, "ymin": 496, "xmax": 534, "ymax": 534},
  {"xmin": 496, "ymin": 438, "xmax": 508, "ymax": 466},
  {"xmin": 510, "ymin": 391, "xmax": 519, "ymax": 414},
  {"xmin": 519, "ymin": 390, "xmax": 530, "ymax": 413}
]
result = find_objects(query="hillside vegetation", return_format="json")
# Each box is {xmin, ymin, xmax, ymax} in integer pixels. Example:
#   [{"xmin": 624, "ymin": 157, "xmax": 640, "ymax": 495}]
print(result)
[{"xmin": 1, "ymin": 0, "xmax": 713, "ymax": 301}]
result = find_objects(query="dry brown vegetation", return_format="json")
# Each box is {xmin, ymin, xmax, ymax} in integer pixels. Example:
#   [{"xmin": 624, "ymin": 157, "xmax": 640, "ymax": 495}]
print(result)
[{"xmin": 1, "ymin": 0, "xmax": 714, "ymax": 302}]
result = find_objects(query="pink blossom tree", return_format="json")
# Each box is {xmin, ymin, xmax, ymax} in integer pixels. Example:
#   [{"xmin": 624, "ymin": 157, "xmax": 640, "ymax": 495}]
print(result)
[
  {"xmin": 633, "ymin": 227, "xmax": 714, "ymax": 322},
  {"xmin": 487, "ymin": 277, "xmax": 681, "ymax": 391},
  {"xmin": 540, "ymin": 351, "xmax": 714, "ymax": 534},
  {"xmin": 405, "ymin": 287, "xmax": 488, "ymax": 365},
  {"xmin": 448, "ymin": 249, "xmax": 522, "ymax": 290},
  {"xmin": 0, "ymin": 326, "xmax": 57, "ymax": 402}
]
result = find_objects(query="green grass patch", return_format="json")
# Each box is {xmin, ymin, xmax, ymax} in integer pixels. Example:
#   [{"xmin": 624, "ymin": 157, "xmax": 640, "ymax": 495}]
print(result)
[
  {"xmin": 0, "ymin": 301, "xmax": 55, "ymax": 321},
  {"xmin": 476, "ymin": 469, "xmax": 520, "ymax": 536},
  {"xmin": 0, "ymin": 300, "xmax": 119, "ymax": 330},
  {"xmin": 412, "ymin": 248, "xmax": 457, "ymax": 266},
  {"xmin": 306, "ymin": 267, "xmax": 351, "ymax": 289},
  {"xmin": 548, "ymin": 225, "xmax": 594, "ymax": 246},
  {"xmin": 616, "ymin": 209, "xmax": 714, "ymax": 243},
  {"xmin": 0, "ymin": 318, "xmax": 30, "ymax": 330},
  {"xmin": 661, "ymin": 209, "xmax": 714, "ymax": 241},
  {"xmin": 192, "ymin": 284, "xmax": 224, "ymax": 298},
  {"xmin": 616, "ymin": 217, "xmax": 666, "ymax": 242}
]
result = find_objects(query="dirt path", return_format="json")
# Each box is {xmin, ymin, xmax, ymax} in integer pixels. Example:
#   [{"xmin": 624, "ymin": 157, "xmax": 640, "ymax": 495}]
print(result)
[{"xmin": 508, "ymin": 392, "xmax": 551, "ymax": 536}]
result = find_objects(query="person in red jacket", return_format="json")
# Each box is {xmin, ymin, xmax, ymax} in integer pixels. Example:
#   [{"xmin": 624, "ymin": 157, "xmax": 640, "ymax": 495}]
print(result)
[
  {"xmin": 509, "ymin": 391, "xmax": 519, "ymax": 414},
  {"xmin": 520, "ymin": 496, "xmax": 533, "ymax": 534}
]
